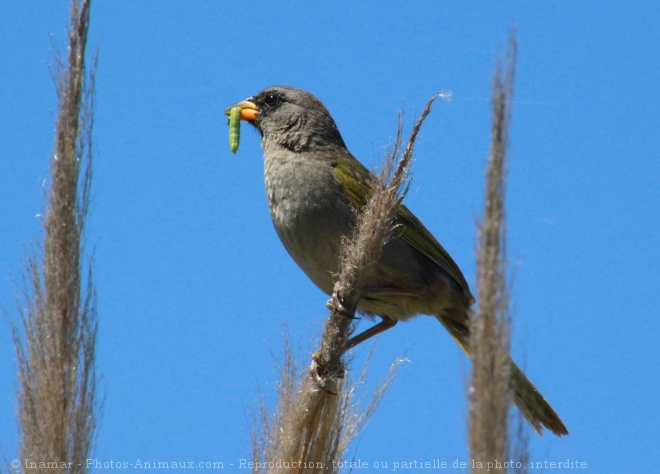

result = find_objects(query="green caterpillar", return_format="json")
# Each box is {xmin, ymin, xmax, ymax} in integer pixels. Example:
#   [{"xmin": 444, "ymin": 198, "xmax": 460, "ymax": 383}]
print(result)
[{"xmin": 228, "ymin": 106, "xmax": 241, "ymax": 153}]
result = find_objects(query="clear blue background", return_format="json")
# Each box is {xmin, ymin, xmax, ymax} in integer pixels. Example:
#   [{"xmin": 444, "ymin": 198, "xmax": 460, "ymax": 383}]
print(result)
[{"xmin": 1, "ymin": 2, "xmax": 658, "ymax": 472}]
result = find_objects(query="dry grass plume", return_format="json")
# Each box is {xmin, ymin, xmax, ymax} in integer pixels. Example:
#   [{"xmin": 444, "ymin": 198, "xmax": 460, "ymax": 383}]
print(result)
[
  {"xmin": 468, "ymin": 31, "xmax": 521, "ymax": 473},
  {"xmin": 9, "ymin": 1, "xmax": 99, "ymax": 472}
]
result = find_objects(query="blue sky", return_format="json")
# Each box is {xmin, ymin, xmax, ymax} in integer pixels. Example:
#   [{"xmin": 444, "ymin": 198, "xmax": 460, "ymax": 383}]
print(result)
[{"xmin": 1, "ymin": 2, "xmax": 658, "ymax": 472}]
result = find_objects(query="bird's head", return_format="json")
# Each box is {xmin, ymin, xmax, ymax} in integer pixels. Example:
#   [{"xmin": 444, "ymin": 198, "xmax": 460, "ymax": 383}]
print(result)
[{"xmin": 225, "ymin": 86, "xmax": 347, "ymax": 152}]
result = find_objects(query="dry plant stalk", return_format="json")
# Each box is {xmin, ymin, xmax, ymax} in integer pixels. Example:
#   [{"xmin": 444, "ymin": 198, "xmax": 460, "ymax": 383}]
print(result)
[
  {"xmin": 315, "ymin": 94, "xmax": 442, "ymax": 382},
  {"xmin": 469, "ymin": 32, "xmax": 518, "ymax": 473},
  {"xmin": 10, "ymin": 1, "xmax": 98, "ymax": 473},
  {"xmin": 250, "ymin": 336, "xmax": 401, "ymax": 474},
  {"xmin": 250, "ymin": 95, "xmax": 443, "ymax": 474}
]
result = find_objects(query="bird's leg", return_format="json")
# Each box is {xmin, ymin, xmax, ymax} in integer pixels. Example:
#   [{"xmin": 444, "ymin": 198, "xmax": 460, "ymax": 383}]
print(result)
[
  {"xmin": 343, "ymin": 285, "xmax": 412, "ymax": 350},
  {"xmin": 346, "ymin": 316, "xmax": 397, "ymax": 350}
]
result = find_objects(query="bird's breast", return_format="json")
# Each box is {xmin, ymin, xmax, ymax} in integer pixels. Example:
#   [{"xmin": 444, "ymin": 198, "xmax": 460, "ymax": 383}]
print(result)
[{"xmin": 264, "ymin": 154, "xmax": 355, "ymax": 294}]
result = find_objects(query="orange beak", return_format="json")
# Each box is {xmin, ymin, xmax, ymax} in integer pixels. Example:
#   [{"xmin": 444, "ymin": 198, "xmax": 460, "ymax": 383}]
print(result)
[{"xmin": 224, "ymin": 99, "xmax": 260, "ymax": 121}]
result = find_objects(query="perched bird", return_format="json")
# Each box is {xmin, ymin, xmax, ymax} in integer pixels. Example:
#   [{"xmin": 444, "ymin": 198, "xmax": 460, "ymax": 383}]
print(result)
[{"xmin": 225, "ymin": 86, "xmax": 568, "ymax": 437}]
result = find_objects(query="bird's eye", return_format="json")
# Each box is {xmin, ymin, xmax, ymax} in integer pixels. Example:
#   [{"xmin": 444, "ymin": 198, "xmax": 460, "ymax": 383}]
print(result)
[{"xmin": 263, "ymin": 94, "xmax": 280, "ymax": 107}]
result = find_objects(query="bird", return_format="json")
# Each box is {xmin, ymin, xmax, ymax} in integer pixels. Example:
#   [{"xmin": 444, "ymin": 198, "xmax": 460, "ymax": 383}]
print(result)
[{"xmin": 225, "ymin": 85, "xmax": 568, "ymax": 437}]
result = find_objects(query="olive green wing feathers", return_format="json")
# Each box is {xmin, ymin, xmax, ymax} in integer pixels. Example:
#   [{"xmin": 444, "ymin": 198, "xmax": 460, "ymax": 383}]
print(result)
[
  {"xmin": 331, "ymin": 156, "xmax": 471, "ymax": 295},
  {"xmin": 394, "ymin": 206, "xmax": 471, "ymax": 295},
  {"xmin": 331, "ymin": 156, "xmax": 375, "ymax": 210}
]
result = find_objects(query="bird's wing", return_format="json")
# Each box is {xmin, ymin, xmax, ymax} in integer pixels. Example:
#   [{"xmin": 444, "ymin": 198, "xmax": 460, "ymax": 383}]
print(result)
[
  {"xmin": 331, "ymin": 157, "xmax": 374, "ymax": 210},
  {"xmin": 393, "ymin": 206, "xmax": 471, "ymax": 295},
  {"xmin": 331, "ymin": 156, "xmax": 471, "ymax": 296}
]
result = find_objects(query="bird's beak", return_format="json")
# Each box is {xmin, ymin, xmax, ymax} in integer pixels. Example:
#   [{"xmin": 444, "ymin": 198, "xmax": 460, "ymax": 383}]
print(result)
[{"xmin": 224, "ymin": 99, "xmax": 260, "ymax": 121}]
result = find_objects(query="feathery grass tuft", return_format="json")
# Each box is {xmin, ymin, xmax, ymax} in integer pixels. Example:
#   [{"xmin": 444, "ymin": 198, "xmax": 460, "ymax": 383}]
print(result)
[
  {"xmin": 9, "ymin": 1, "xmax": 99, "ymax": 472},
  {"xmin": 469, "ymin": 30, "xmax": 521, "ymax": 473}
]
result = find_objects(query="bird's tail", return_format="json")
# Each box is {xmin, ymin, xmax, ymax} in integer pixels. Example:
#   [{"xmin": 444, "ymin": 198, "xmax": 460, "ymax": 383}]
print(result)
[{"xmin": 436, "ymin": 313, "xmax": 568, "ymax": 437}]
